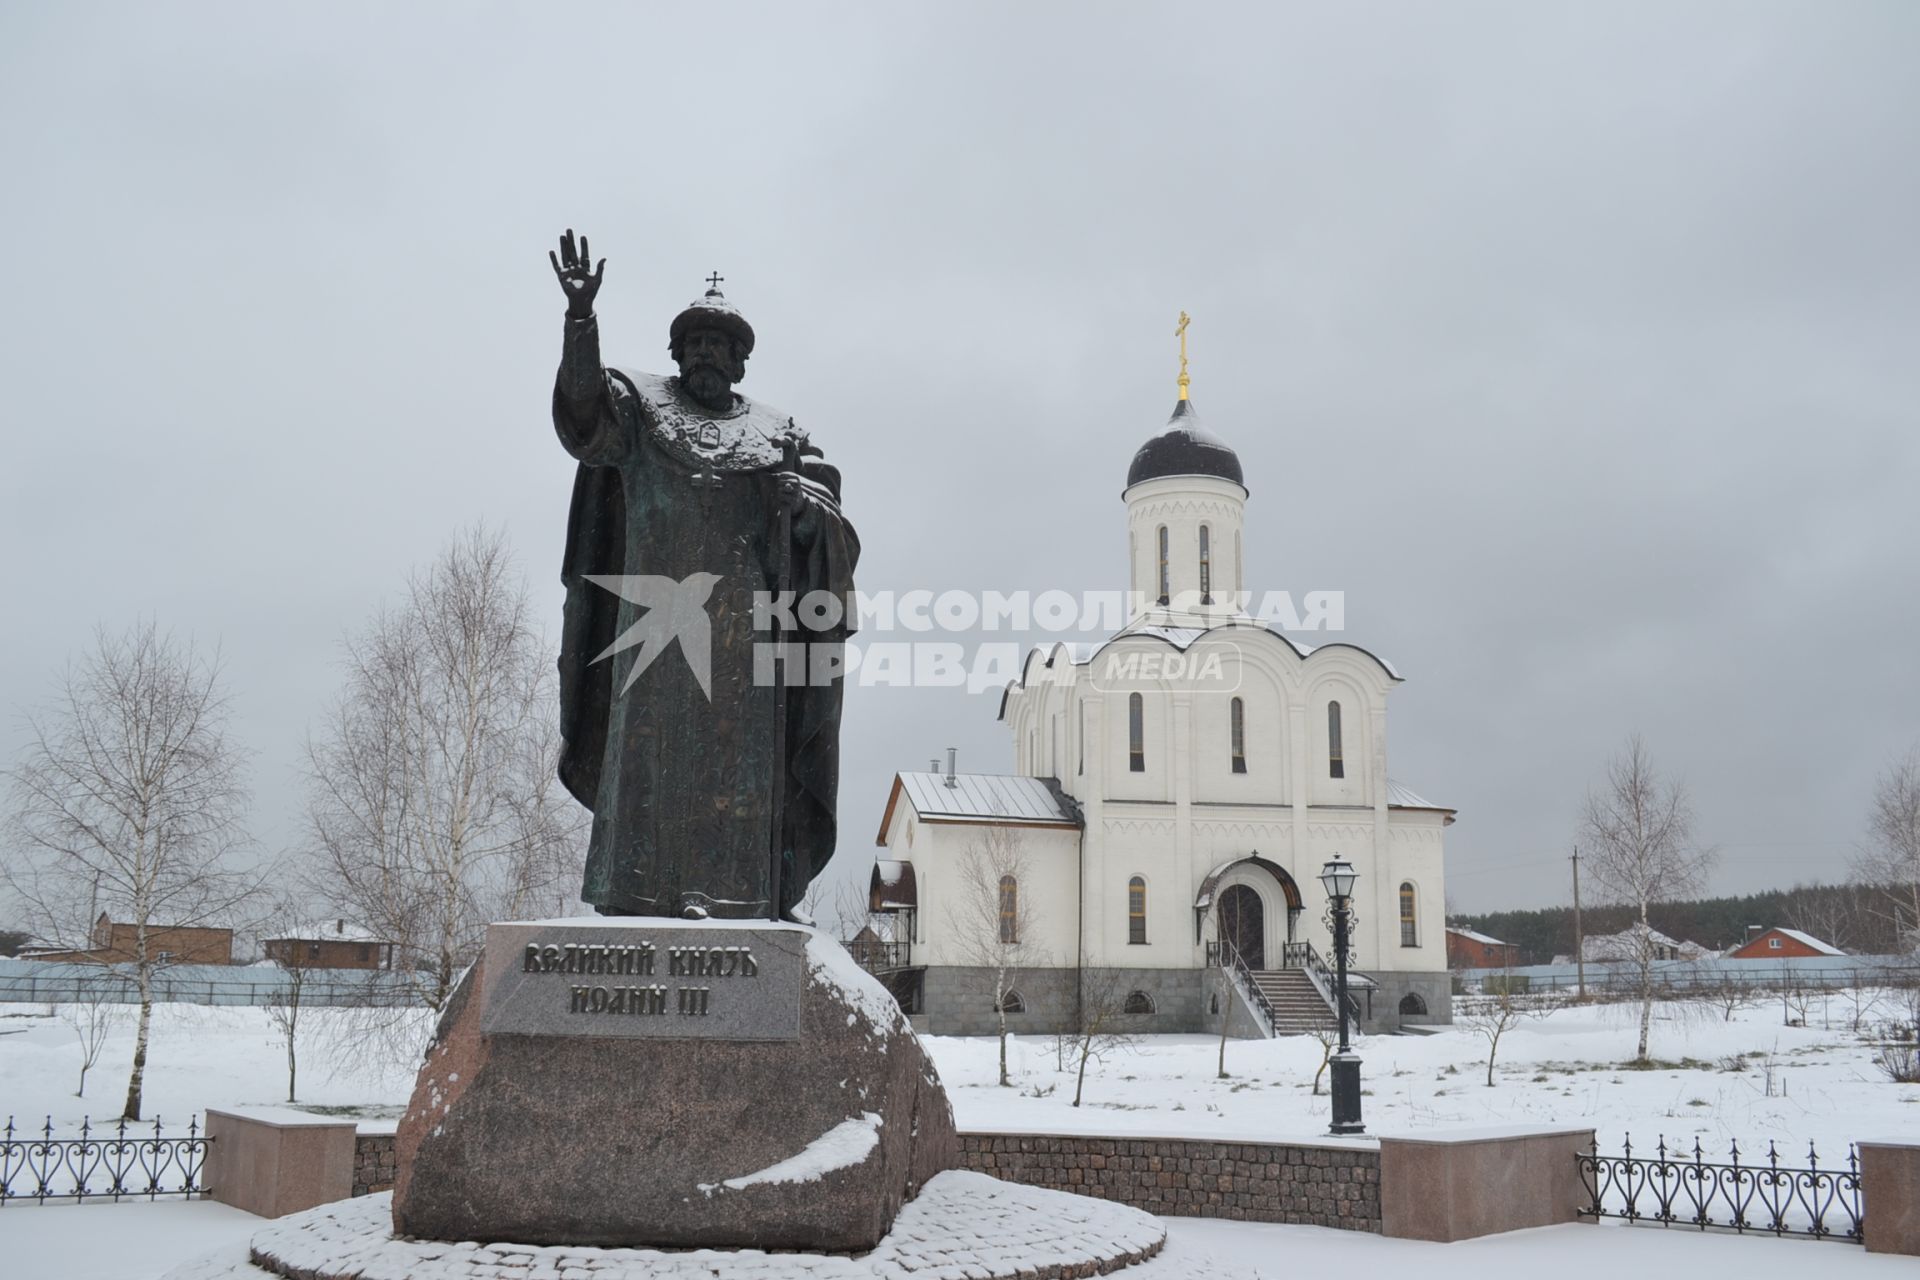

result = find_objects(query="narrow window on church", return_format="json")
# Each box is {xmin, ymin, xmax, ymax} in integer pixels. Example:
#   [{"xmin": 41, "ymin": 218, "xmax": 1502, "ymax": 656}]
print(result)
[
  {"xmin": 1235, "ymin": 530, "xmax": 1243, "ymax": 599},
  {"xmin": 1128, "ymin": 693, "xmax": 1145, "ymax": 772},
  {"xmin": 1328, "ymin": 701, "xmax": 1345, "ymax": 778},
  {"xmin": 1400, "ymin": 882, "xmax": 1417, "ymax": 947},
  {"xmin": 1230, "ymin": 697, "xmax": 1246, "ymax": 773},
  {"xmin": 1157, "ymin": 525, "xmax": 1170, "ymax": 604},
  {"xmin": 999, "ymin": 876, "xmax": 1019, "ymax": 944},
  {"xmin": 1077, "ymin": 705, "xmax": 1085, "ymax": 775},
  {"xmin": 1128, "ymin": 876, "xmax": 1147, "ymax": 944},
  {"xmin": 1199, "ymin": 525, "xmax": 1212, "ymax": 604}
]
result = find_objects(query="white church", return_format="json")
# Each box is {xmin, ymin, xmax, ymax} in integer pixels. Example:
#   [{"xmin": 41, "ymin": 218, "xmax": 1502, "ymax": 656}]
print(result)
[{"xmin": 865, "ymin": 346, "xmax": 1455, "ymax": 1037}]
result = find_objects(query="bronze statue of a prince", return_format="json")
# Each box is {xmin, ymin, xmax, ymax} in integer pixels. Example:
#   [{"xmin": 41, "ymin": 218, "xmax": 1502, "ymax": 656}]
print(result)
[{"xmin": 548, "ymin": 230, "xmax": 858, "ymax": 920}]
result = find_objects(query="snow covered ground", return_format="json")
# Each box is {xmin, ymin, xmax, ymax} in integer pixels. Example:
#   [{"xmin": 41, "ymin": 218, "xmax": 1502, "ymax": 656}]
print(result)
[
  {"xmin": 2, "ymin": 992, "xmax": 1917, "ymax": 1278},
  {"xmin": 3, "ymin": 993, "xmax": 1917, "ymax": 1160},
  {"xmin": 3, "ymin": 1202, "xmax": 1916, "ymax": 1280},
  {"xmin": 933, "ymin": 997, "xmax": 1920, "ymax": 1159}
]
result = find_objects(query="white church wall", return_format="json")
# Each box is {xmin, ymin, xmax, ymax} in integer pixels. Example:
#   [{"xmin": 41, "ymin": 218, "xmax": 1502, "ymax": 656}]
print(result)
[
  {"xmin": 1083, "ymin": 814, "xmax": 1188, "ymax": 969},
  {"xmin": 907, "ymin": 819, "xmax": 1082, "ymax": 972}
]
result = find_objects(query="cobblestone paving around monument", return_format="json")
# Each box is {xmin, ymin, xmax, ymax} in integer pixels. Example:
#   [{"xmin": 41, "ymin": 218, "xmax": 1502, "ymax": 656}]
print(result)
[{"xmin": 163, "ymin": 1172, "xmax": 1246, "ymax": 1280}]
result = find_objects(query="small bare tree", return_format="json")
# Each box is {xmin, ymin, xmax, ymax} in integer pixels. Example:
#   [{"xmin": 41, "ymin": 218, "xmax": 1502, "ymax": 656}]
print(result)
[
  {"xmin": 1307, "ymin": 1023, "xmax": 1338, "ymax": 1095},
  {"xmin": 1462, "ymin": 966, "xmax": 1539, "ymax": 1086},
  {"xmin": 60, "ymin": 971, "xmax": 126, "ymax": 1098},
  {"xmin": 261, "ymin": 895, "xmax": 321, "ymax": 1103},
  {"xmin": 1578, "ymin": 736, "xmax": 1716, "ymax": 1062},
  {"xmin": 1854, "ymin": 749, "xmax": 1920, "ymax": 953},
  {"xmin": 3, "ymin": 621, "xmax": 257, "ymax": 1119},
  {"xmin": 303, "ymin": 528, "xmax": 586, "ymax": 1061},
  {"xmin": 1066, "ymin": 967, "xmax": 1139, "ymax": 1107},
  {"xmin": 944, "ymin": 826, "xmax": 1042, "ymax": 1087},
  {"xmin": 1697, "ymin": 970, "xmax": 1757, "ymax": 1022}
]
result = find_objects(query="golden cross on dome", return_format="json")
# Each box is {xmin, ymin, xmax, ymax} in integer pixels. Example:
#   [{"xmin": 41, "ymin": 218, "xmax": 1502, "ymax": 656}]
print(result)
[{"xmin": 1175, "ymin": 311, "xmax": 1192, "ymax": 401}]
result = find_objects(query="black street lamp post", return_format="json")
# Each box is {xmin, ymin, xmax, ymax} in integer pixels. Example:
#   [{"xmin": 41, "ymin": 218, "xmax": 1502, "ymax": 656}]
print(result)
[{"xmin": 1319, "ymin": 856, "xmax": 1364, "ymax": 1136}]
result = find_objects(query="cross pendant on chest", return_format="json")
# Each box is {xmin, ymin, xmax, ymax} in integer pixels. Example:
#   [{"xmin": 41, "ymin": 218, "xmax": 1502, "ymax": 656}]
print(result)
[{"xmin": 692, "ymin": 462, "xmax": 725, "ymax": 511}]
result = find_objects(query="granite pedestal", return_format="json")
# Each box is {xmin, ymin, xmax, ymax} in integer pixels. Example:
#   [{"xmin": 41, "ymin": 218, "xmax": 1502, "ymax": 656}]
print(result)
[{"xmin": 391, "ymin": 919, "xmax": 957, "ymax": 1251}]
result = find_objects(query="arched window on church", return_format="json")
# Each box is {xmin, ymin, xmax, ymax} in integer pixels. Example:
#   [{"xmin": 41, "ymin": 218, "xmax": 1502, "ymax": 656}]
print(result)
[
  {"xmin": 1400, "ymin": 882, "xmax": 1417, "ymax": 947},
  {"xmin": 1124, "ymin": 990, "xmax": 1154, "ymax": 1015},
  {"xmin": 1230, "ymin": 697, "xmax": 1246, "ymax": 773},
  {"xmin": 999, "ymin": 876, "xmax": 1019, "ymax": 944},
  {"xmin": 1156, "ymin": 526, "xmax": 1170, "ymax": 604},
  {"xmin": 996, "ymin": 989, "xmax": 1025, "ymax": 1014},
  {"xmin": 1328, "ymin": 701, "xmax": 1345, "ymax": 779},
  {"xmin": 1128, "ymin": 693, "xmax": 1145, "ymax": 772},
  {"xmin": 1399, "ymin": 992, "xmax": 1427, "ymax": 1017},
  {"xmin": 1199, "ymin": 525, "xmax": 1212, "ymax": 604},
  {"xmin": 1128, "ymin": 876, "xmax": 1146, "ymax": 944}
]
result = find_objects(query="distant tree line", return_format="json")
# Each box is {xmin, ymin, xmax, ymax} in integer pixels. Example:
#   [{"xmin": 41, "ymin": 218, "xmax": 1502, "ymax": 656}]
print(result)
[{"xmin": 1452, "ymin": 879, "xmax": 1903, "ymax": 965}]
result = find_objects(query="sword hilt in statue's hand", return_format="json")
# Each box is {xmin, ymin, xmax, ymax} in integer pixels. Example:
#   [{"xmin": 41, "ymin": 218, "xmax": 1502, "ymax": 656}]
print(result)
[{"xmin": 775, "ymin": 430, "xmax": 804, "ymax": 515}]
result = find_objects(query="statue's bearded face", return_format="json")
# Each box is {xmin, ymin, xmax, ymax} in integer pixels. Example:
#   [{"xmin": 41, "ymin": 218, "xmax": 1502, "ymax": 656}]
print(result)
[{"xmin": 676, "ymin": 328, "xmax": 745, "ymax": 406}]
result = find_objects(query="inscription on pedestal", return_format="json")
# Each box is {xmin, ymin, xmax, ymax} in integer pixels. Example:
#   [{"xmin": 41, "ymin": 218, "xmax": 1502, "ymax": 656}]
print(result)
[{"xmin": 480, "ymin": 922, "xmax": 805, "ymax": 1041}]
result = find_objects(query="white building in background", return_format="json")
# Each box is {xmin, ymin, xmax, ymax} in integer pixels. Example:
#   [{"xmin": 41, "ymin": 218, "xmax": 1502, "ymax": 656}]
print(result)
[{"xmin": 867, "ymin": 358, "xmax": 1456, "ymax": 1037}]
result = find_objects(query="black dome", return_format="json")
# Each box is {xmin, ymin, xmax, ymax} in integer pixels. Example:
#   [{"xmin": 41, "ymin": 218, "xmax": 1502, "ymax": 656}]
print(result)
[{"xmin": 1126, "ymin": 399, "xmax": 1245, "ymax": 490}]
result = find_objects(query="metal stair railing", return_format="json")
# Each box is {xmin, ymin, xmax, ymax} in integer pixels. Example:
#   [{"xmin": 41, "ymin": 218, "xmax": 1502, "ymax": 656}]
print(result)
[
  {"xmin": 1281, "ymin": 940, "xmax": 1362, "ymax": 1025},
  {"xmin": 1210, "ymin": 937, "xmax": 1281, "ymax": 1036}
]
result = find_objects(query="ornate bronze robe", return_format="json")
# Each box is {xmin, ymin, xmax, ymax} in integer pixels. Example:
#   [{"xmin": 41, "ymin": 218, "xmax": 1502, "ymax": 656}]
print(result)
[{"xmin": 553, "ymin": 316, "xmax": 858, "ymax": 918}]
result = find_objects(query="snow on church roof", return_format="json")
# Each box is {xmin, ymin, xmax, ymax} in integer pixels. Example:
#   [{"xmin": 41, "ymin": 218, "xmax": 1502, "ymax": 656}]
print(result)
[
  {"xmin": 1386, "ymin": 780, "xmax": 1453, "ymax": 813},
  {"xmin": 876, "ymin": 771, "xmax": 1081, "ymax": 843}
]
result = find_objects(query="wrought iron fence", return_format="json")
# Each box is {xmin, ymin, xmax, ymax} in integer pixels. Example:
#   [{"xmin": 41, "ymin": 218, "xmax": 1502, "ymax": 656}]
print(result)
[
  {"xmin": 0, "ymin": 1115, "xmax": 211, "ymax": 1206},
  {"xmin": 1577, "ymin": 1134, "xmax": 1861, "ymax": 1243}
]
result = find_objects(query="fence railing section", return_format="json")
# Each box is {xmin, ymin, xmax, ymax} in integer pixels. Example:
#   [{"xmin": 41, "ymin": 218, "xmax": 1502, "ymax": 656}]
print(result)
[
  {"xmin": 1577, "ymin": 1135, "xmax": 1862, "ymax": 1243},
  {"xmin": 1, "ymin": 1115, "xmax": 210, "ymax": 1206},
  {"xmin": 0, "ymin": 971, "xmax": 418, "ymax": 1009}
]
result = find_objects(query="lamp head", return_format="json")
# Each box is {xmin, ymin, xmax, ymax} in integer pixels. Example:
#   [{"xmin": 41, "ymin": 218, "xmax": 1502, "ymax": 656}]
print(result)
[{"xmin": 1319, "ymin": 856, "xmax": 1358, "ymax": 902}]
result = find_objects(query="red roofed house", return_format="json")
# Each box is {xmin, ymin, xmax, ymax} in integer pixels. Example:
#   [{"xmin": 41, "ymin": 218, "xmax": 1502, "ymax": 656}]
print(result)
[
  {"xmin": 1446, "ymin": 926, "xmax": 1519, "ymax": 970},
  {"xmin": 1726, "ymin": 926, "xmax": 1844, "ymax": 960}
]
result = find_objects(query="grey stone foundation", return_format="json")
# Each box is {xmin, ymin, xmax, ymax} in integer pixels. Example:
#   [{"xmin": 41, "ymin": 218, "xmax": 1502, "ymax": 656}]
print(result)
[
  {"xmin": 1363, "ymin": 969, "xmax": 1453, "ymax": 1033},
  {"xmin": 921, "ymin": 965, "xmax": 1450, "ymax": 1037}
]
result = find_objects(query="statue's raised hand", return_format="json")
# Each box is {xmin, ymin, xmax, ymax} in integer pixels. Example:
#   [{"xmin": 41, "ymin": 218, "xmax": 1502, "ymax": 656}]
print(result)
[{"xmin": 549, "ymin": 229, "xmax": 605, "ymax": 320}]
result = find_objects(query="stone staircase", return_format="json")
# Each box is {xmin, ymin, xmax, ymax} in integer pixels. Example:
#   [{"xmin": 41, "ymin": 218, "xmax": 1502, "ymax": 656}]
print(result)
[{"xmin": 1246, "ymin": 968, "xmax": 1340, "ymax": 1036}]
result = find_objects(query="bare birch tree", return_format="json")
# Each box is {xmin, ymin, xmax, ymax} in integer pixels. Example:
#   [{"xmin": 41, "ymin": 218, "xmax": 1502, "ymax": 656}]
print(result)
[
  {"xmin": 1854, "ymin": 749, "xmax": 1920, "ymax": 953},
  {"xmin": 2, "ymin": 621, "xmax": 256, "ymax": 1118},
  {"xmin": 944, "ymin": 826, "xmax": 1041, "ymax": 1087},
  {"xmin": 1577, "ymin": 735, "xmax": 1715, "ymax": 1062},
  {"xmin": 303, "ymin": 527, "xmax": 586, "ymax": 1058}
]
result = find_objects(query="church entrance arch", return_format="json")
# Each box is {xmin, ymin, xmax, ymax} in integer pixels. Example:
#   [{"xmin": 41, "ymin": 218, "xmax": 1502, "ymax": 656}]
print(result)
[
  {"xmin": 1218, "ymin": 884, "xmax": 1265, "ymax": 969},
  {"xmin": 1196, "ymin": 854, "xmax": 1306, "ymax": 971}
]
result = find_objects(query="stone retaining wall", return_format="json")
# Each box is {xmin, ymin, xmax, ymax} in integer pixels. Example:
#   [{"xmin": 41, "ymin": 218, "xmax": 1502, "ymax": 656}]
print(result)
[
  {"xmin": 352, "ymin": 1132, "xmax": 396, "ymax": 1197},
  {"xmin": 956, "ymin": 1132, "xmax": 1381, "ymax": 1231}
]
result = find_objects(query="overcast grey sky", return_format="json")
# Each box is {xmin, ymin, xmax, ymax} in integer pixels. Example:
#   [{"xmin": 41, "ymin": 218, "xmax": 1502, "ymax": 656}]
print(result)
[{"xmin": 3, "ymin": 3, "xmax": 1916, "ymax": 915}]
